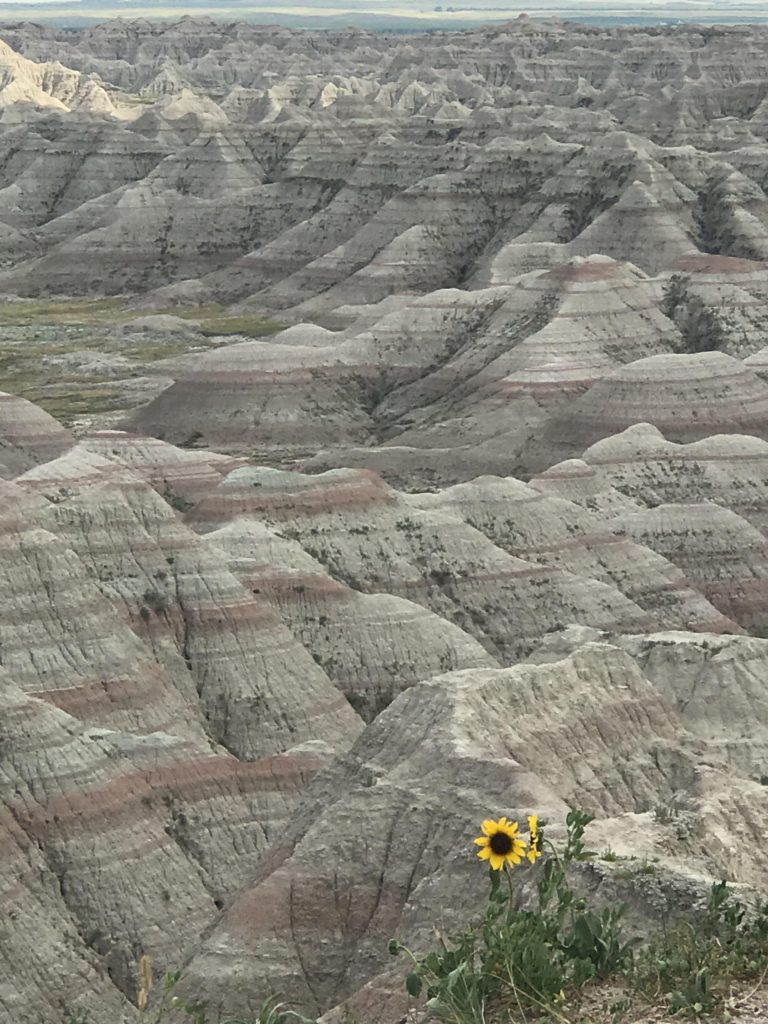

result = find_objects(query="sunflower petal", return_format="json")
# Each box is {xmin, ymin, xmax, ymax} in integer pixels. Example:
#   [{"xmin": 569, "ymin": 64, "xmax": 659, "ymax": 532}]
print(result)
[
  {"xmin": 481, "ymin": 819, "xmax": 497, "ymax": 836},
  {"xmin": 474, "ymin": 836, "xmax": 490, "ymax": 847},
  {"xmin": 477, "ymin": 846, "xmax": 492, "ymax": 861},
  {"xmin": 489, "ymin": 853, "xmax": 505, "ymax": 871}
]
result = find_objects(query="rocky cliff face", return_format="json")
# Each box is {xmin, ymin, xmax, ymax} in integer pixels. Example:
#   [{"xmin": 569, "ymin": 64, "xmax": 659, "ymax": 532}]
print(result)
[
  {"xmin": 0, "ymin": 37, "xmax": 113, "ymax": 112},
  {"xmin": 5, "ymin": 16, "xmax": 768, "ymax": 1024}
]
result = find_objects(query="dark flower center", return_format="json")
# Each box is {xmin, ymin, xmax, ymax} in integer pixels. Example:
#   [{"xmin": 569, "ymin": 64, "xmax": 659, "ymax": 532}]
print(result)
[{"xmin": 489, "ymin": 831, "xmax": 513, "ymax": 855}]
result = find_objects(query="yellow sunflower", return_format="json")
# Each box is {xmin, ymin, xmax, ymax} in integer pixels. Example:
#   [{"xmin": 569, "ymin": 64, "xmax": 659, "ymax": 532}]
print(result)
[
  {"xmin": 474, "ymin": 816, "xmax": 528, "ymax": 870},
  {"xmin": 526, "ymin": 814, "xmax": 542, "ymax": 864}
]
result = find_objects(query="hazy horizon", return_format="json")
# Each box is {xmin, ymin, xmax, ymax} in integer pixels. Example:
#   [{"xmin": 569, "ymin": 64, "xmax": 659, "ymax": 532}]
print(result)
[{"xmin": 2, "ymin": 0, "xmax": 768, "ymax": 30}]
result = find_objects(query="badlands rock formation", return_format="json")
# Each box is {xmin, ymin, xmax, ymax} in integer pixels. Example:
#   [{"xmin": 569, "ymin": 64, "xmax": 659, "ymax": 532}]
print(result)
[
  {"xmin": 4, "ymin": 18, "xmax": 768, "ymax": 473},
  {"xmin": 0, "ymin": 38, "xmax": 113, "ymax": 112},
  {"xmin": 5, "ymin": 15, "xmax": 768, "ymax": 1024},
  {"xmin": 0, "ymin": 390, "xmax": 72, "ymax": 476},
  {"xmin": 3, "ymin": 411, "xmax": 768, "ymax": 1022}
]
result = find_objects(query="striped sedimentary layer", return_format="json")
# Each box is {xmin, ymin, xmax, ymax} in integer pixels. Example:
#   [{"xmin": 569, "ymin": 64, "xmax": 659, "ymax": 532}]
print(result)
[
  {"xmin": 179, "ymin": 631, "xmax": 768, "ymax": 1020},
  {"xmin": 0, "ymin": 439, "xmax": 365, "ymax": 1022},
  {"xmin": 0, "ymin": 391, "xmax": 73, "ymax": 478},
  {"xmin": 129, "ymin": 252, "xmax": 768, "ymax": 485},
  {"xmin": 6, "ymin": 21, "xmax": 768, "ymax": 307},
  {"xmin": 5, "ymin": 409, "xmax": 768, "ymax": 1022},
  {"xmin": 187, "ymin": 462, "xmax": 732, "ymax": 663}
]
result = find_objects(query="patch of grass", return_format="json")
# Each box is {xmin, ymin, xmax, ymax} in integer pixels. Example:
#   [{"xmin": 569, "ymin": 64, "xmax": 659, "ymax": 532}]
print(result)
[
  {"xmin": 0, "ymin": 299, "xmax": 284, "ymax": 337},
  {"xmin": 136, "ymin": 303, "xmax": 286, "ymax": 338},
  {"xmin": 197, "ymin": 314, "xmax": 286, "ymax": 338},
  {"xmin": 0, "ymin": 299, "xmax": 284, "ymax": 425},
  {"xmin": 22, "ymin": 385, "xmax": 125, "ymax": 422},
  {"xmin": 118, "ymin": 338, "xmax": 213, "ymax": 363},
  {"xmin": 613, "ymin": 858, "xmax": 658, "ymax": 880},
  {"xmin": 0, "ymin": 298, "xmax": 124, "ymax": 327}
]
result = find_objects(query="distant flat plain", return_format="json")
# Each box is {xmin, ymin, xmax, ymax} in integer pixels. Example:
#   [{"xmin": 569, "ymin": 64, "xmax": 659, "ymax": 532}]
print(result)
[{"xmin": 2, "ymin": 0, "xmax": 768, "ymax": 29}]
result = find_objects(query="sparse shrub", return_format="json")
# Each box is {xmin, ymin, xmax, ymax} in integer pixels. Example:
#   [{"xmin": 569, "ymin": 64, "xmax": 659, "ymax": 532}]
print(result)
[
  {"xmin": 142, "ymin": 587, "xmax": 168, "ymax": 615},
  {"xmin": 652, "ymin": 802, "xmax": 679, "ymax": 824},
  {"xmin": 661, "ymin": 273, "xmax": 691, "ymax": 320},
  {"xmin": 429, "ymin": 568, "xmax": 454, "ymax": 586},
  {"xmin": 163, "ymin": 488, "xmax": 194, "ymax": 514},
  {"xmin": 679, "ymin": 295, "xmax": 726, "ymax": 353},
  {"xmin": 179, "ymin": 430, "xmax": 204, "ymax": 449},
  {"xmin": 614, "ymin": 858, "xmax": 658, "ymax": 880},
  {"xmin": 662, "ymin": 273, "xmax": 725, "ymax": 353}
]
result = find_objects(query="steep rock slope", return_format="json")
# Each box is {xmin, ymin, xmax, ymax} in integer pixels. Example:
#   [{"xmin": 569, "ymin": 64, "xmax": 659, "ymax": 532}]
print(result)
[
  {"xmin": 0, "ymin": 436, "xmax": 365, "ymax": 1021},
  {"xmin": 2, "ymin": 402, "xmax": 768, "ymax": 1022},
  {"xmin": 0, "ymin": 39, "xmax": 113, "ymax": 113},
  {"xmin": 15, "ymin": 445, "xmax": 361, "ymax": 757},
  {"xmin": 0, "ymin": 391, "xmax": 73, "ymax": 477},
  {"xmin": 179, "ymin": 631, "xmax": 768, "ymax": 1020},
  {"xmin": 127, "ymin": 252, "xmax": 768, "ymax": 482}
]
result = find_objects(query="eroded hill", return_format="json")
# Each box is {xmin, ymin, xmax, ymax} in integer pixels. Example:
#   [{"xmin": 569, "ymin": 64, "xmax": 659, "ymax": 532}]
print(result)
[{"xmin": 3, "ymin": 16, "xmax": 768, "ymax": 1024}]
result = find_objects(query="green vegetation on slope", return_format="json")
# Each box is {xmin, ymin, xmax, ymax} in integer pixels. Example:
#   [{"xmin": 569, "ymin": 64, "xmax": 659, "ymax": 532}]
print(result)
[
  {"xmin": 0, "ymin": 299, "xmax": 284, "ymax": 425},
  {"xmin": 389, "ymin": 811, "xmax": 768, "ymax": 1023}
]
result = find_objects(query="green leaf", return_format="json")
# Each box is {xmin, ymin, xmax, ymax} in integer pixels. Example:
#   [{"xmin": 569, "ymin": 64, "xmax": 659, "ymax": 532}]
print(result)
[
  {"xmin": 406, "ymin": 972, "xmax": 423, "ymax": 998},
  {"xmin": 387, "ymin": 939, "xmax": 400, "ymax": 955},
  {"xmin": 424, "ymin": 952, "xmax": 440, "ymax": 973}
]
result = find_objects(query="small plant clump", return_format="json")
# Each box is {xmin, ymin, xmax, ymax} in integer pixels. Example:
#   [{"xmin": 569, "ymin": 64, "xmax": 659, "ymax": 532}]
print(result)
[
  {"xmin": 390, "ymin": 811, "xmax": 637, "ymax": 1022},
  {"xmin": 388, "ymin": 810, "xmax": 768, "ymax": 1023},
  {"xmin": 631, "ymin": 880, "xmax": 768, "ymax": 1017},
  {"xmin": 661, "ymin": 274, "xmax": 725, "ymax": 354}
]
